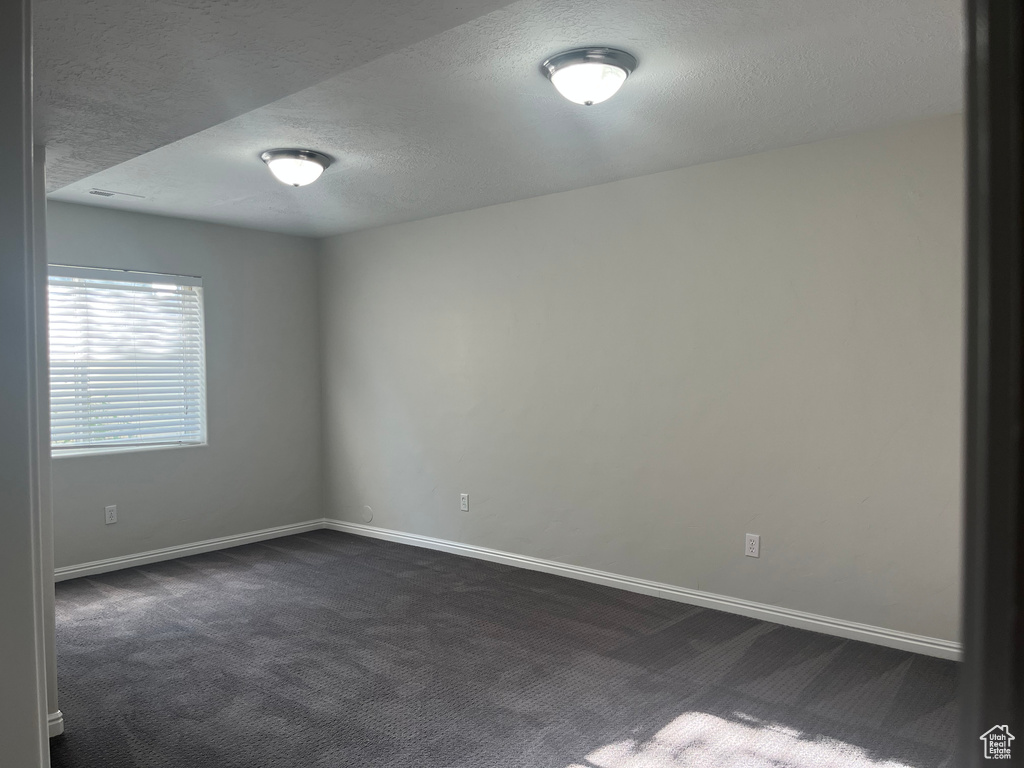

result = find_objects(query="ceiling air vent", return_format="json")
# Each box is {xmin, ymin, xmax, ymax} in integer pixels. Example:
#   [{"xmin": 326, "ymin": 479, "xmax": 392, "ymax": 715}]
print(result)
[{"xmin": 87, "ymin": 188, "xmax": 145, "ymax": 199}]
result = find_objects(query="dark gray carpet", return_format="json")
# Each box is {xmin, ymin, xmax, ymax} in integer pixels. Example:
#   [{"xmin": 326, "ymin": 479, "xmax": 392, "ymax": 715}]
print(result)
[{"xmin": 50, "ymin": 530, "xmax": 958, "ymax": 767}]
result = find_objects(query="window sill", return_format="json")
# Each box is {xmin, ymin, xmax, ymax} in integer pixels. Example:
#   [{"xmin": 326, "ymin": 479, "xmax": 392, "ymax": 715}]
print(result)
[{"xmin": 51, "ymin": 442, "xmax": 207, "ymax": 459}]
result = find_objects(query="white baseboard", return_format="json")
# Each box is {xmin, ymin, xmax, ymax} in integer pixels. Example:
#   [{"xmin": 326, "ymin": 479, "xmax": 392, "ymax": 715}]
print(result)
[
  {"xmin": 48, "ymin": 710, "xmax": 64, "ymax": 738},
  {"xmin": 322, "ymin": 519, "xmax": 962, "ymax": 661},
  {"xmin": 53, "ymin": 520, "xmax": 324, "ymax": 582},
  {"xmin": 52, "ymin": 516, "xmax": 962, "ymax": 660}
]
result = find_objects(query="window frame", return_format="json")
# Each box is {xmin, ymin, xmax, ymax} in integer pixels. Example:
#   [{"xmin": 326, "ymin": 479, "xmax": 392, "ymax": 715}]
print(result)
[{"xmin": 47, "ymin": 265, "xmax": 209, "ymax": 458}]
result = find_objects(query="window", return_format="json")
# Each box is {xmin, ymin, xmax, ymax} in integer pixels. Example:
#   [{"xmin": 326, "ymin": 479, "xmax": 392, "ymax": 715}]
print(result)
[{"xmin": 48, "ymin": 266, "xmax": 207, "ymax": 455}]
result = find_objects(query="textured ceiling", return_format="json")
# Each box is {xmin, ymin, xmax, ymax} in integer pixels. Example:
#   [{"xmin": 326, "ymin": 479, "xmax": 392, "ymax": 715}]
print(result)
[
  {"xmin": 44, "ymin": 0, "xmax": 963, "ymax": 237},
  {"xmin": 35, "ymin": 0, "xmax": 519, "ymax": 189}
]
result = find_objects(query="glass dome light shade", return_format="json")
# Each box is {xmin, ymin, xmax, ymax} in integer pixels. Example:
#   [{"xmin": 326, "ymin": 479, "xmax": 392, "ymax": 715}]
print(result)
[
  {"xmin": 542, "ymin": 47, "xmax": 637, "ymax": 106},
  {"xmin": 260, "ymin": 149, "xmax": 331, "ymax": 187},
  {"xmin": 550, "ymin": 62, "xmax": 629, "ymax": 105}
]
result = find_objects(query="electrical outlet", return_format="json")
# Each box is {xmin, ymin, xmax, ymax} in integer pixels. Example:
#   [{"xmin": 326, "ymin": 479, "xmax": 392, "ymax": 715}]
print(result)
[
  {"xmin": 460, "ymin": 493, "xmax": 469, "ymax": 512},
  {"xmin": 745, "ymin": 533, "xmax": 760, "ymax": 558},
  {"xmin": 105, "ymin": 505, "xmax": 118, "ymax": 525}
]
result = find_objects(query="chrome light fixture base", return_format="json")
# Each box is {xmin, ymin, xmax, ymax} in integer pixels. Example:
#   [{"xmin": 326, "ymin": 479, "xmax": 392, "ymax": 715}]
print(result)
[
  {"xmin": 541, "ymin": 47, "xmax": 638, "ymax": 106},
  {"xmin": 260, "ymin": 148, "xmax": 332, "ymax": 187}
]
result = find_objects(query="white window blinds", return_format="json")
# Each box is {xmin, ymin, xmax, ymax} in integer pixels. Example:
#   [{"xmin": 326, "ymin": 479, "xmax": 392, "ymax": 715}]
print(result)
[{"xmin": 48, "ymin": 266, "xmax": 207, "ymax": 455}]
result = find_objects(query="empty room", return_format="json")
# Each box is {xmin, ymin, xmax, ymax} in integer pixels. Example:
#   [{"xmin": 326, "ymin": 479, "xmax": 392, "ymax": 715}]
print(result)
[{"xmin": 2, "ymin": 0, "xmax": 983, "ymax": 766}]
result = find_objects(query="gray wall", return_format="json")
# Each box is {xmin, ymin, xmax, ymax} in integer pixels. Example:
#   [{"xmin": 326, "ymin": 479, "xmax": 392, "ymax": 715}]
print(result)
[
  {"xmin": 47, "ymin": 202, "xmax": 323, "ymax": 569},
  {"xmin": 318, "ymin": 114, "xmax": 965, "ymax": 641}
]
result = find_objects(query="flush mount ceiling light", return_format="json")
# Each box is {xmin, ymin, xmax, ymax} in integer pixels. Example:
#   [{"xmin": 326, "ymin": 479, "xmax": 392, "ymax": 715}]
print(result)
[
  {"xmin": 541, "ymin": 47, "xmax": 637, "ymax": 106},
  {"xmin": 260, "ymin": 149, "xmax": 331, "ymax": 187}
]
